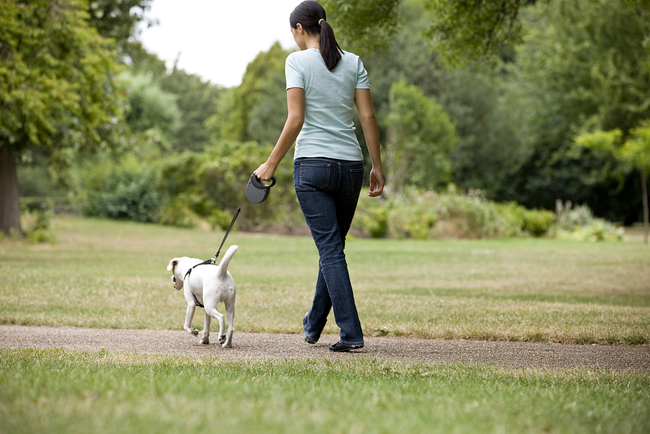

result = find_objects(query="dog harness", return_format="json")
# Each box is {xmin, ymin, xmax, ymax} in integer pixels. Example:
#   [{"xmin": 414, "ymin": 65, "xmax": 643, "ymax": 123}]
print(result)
[{"xmin": 182, "ymin": 208, "xmax": 240, "ymax": 309}]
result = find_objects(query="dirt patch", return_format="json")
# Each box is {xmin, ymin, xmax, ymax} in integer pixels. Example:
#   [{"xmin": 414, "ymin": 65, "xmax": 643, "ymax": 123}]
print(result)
[{"xmin": 1, "ymin": 325, "xmax": 648, "ymax": 371}]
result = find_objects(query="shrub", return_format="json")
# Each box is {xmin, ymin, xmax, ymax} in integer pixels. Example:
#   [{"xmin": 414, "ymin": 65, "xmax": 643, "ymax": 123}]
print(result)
[
  {"xmin": 354, "ymin": 187, "xmax": 561, "ymax": 240},
  {"xmin": 20, "ymin": 198, "xmax": 55, "ymax": 244},
  {"xmin": 521, "ymin": 209, "xmax": 555, "ymax": 237},
  {"xmin": 156, "ymin": 141, "xmax": 301, "ymax": 231},
  {"xmin": 81, "ymin": 169, "xmax": 162, "ymax": 223},
  {"xmin": 355, "ymin": 197, "xmax": 390, "ymax": 238},
  {"xmin": 387, "ymin": 192, "xmax": 438, "ymax": 239},
  {"xmin": 551, "ymin": 202, "xmax": 623, "ymax": 241}
]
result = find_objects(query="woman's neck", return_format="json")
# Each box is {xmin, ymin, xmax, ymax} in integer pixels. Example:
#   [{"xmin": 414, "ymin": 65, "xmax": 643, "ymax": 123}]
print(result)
[{"xmin": 304, "ymin": 33, "xmax": 319, "ymax": 50}]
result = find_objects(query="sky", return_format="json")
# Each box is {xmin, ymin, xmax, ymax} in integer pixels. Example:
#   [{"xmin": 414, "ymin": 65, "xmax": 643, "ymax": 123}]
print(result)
[{"xmin": 137, "ymin": 0, "xmax": 300, "ymax": 88}]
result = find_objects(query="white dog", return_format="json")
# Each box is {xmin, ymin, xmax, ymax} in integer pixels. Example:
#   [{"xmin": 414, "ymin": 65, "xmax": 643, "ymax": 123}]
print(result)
[{"xmin": 167, "ymin": 245, "xmax": 238, "ymax": 348}]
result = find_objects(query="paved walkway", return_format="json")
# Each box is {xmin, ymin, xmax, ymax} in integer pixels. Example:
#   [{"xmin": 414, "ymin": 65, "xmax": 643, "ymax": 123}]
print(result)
[{"xmin": 1, "ymin": 325, "xmax": 648, "ymax": 371}]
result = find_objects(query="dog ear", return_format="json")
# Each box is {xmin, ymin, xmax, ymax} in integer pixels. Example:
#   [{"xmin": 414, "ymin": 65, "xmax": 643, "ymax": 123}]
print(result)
[{"xmin": 167, "ymin": 258, "xmax": 179, "ymax": 273}]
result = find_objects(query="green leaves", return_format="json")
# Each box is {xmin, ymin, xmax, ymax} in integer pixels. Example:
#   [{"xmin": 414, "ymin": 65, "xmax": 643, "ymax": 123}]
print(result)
[
  {"xmin": 424, "ymin": 0, "xmax": 526, "ymax": 68},
  {"xmin": 385, "ymin": 80, "xmax": 457, "ymax": 193},
  {"xmin": 0, "ymin": 0, "xmax": 126, "ymax": 154},
  {"xmin": 322, "ymin": 0, "xmax": 401, "ymax": 55}
]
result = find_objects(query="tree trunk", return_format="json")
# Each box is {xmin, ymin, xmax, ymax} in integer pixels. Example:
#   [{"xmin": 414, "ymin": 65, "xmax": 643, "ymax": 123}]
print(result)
[
  {"xmin": 641, "ymin": 170, "xmax": 649, "ymax": 246},
  {"xmin": 0, "ymin": 148, "xmax": 22, "ymax": 236}
]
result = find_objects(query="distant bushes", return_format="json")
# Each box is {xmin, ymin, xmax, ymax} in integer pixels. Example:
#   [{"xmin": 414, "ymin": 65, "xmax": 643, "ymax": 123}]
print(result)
[
  {"xmin": 81, "ymin": 169, "xmax": 162, "ymax": 223},
  {"xmin": 74, "ymin": 144, "xmax": 622, "ymax": 241},
  {"xmin": 353, "ymin": 186, "xmax": 620, "ymax": 240},
  {"xmin": 353, "ymin": 186, "xmax": 550, "ymax": 239},
  {"xmin": 551, "ymin": 201, "xmax": 624, "ymax": 241},
  {"xmin": 75, "ymin": 140, "xmax": 301, "ymax": 231},
  {"xmin": 17, "ymin": 198, "xmax": 55, "ymax": 244}
]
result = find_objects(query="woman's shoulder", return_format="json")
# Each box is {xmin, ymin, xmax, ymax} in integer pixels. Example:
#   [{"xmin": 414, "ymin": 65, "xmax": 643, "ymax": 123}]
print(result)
[
  {"xmin": 339, "ymin": 50, "xmax": 365, "ymax": 67},
  {"xmin": 286, "ymin": 49, "xmax": 321, "ymax": 66}
]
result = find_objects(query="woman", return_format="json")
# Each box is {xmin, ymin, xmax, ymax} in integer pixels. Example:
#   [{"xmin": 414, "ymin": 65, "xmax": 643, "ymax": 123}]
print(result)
[{"xmin": 254, "ymin": 0, "xmax": 384, "ymax": 352}]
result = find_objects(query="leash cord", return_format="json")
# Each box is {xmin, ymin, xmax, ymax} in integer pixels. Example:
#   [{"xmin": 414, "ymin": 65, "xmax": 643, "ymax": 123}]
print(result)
[
  {"xmin": 213, "ymin": 207, "xmax": 241, "ymax": 261},
  {"xmin": 183, "ymin": 207, "xmax": 241, "ymax": 282}
]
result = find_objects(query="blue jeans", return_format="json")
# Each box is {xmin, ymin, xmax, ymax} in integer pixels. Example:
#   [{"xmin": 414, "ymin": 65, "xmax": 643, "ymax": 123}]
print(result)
[{"xmin": 294, "ymin": 158, "xmax": 365, "ymax": 346}]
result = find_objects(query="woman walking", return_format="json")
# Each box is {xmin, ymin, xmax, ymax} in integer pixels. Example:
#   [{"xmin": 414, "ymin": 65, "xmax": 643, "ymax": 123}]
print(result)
[{"xmin": 254, "ymin": 0, "xmax": 384, "ymax": 352}]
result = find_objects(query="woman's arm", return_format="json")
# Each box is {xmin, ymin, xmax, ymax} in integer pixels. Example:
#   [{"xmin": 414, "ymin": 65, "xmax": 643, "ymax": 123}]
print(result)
[
  {"xmin": 355, "ymin": 88, "xmax": 384, "ymax": 197},
  {"xmin": 254, "ymin": 87, "xmax": 305, "ymax": 182}
]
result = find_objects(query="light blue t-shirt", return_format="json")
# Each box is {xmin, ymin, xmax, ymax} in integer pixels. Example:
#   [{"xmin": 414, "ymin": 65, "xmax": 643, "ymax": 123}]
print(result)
[{"xmin": 285, "ymin": 48, "xmax": 370, "ymax": 161}]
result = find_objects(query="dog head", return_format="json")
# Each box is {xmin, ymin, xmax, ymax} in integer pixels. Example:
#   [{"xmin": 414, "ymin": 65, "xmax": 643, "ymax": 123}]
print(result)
[{"xmin": 167, "ymin": 257, "xmax": 185, "ymax": 290}]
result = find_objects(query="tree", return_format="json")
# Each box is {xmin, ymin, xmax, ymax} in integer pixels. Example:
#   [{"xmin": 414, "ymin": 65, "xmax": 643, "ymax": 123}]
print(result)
[
  {"xmin": 159, "ymin": 68, "xmax": 221, "ymax": 152},
  {"xmin": 335, "ymin": 0, "xmax": 533, "ymax": 199},
  {"xmin": 121, "ymin": 72, "xmax": 181, "ymax": 149},
  {"xmin": 210, "ymin": 43, "xmax": 290, "ymax": 144},
  {"xmin": 321, "ymin": 0, "xmax": 402, "ymax": 55},
  {"xmin": 423, "ymin": 0, "xmax": 528, "ymax": 68},
  {"xmin": 0, "ymin": 0, "xmax": 126, "ymax": 235},
  {"xmin": 385, "ymin": 80, "xmax": 457, "ymax": 193},
  {"xmin": 575, "ymin": 122, "xmax": 650, "ymax": 244},
  {"xmin": 499, "ymin": 0, "xmax": 650, "ymax": 221},
  {"xmin": 324, "ymin": 0, "xmax": 649, "ymax": 69},
  {"xmin": 87, "ymin": 0, "xmax": 153, "ymax": 52}
]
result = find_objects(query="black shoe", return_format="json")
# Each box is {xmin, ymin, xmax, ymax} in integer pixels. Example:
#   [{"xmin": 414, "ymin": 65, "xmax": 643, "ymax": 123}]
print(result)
[
  {"xmin": 305, "ymin": 336, "xmax": 316, "ymax": 344},
  {"xmin": 329, "ymin": 341, "xmax": 364, "ymax": 352}
]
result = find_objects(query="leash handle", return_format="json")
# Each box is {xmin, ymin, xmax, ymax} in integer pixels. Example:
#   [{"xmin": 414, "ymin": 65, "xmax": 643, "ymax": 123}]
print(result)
[{"xmin": 214, "ymin": 207, "xmax": 240, "ymax": 261}]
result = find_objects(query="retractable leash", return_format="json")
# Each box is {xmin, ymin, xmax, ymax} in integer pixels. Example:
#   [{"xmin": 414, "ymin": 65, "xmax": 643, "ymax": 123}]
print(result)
[{"xmin": 182, "ymin": 173, "xmax": 276, "ymax": 292}]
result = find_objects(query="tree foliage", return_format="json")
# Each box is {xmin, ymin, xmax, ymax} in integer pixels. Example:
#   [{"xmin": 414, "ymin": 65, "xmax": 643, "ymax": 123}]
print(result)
[
  {"xmin": 321, "ymin": 0, "xmax": 402, "ymax": 55},
  {"xmin": 210, "ymin": 42, "xmax": 290, "ymax": 144},
  {"xmin": 120, "ymin": 72, "xmax": 181, "ymax": 151},
  {"xmin": 385, "ymin": 80, "xmax": 457, "ymax": 193},
  {"xmin": 1, "ymin": 0, "xmax": 127, "ymax": 234},
  {"xmin": 87, "ymin": 0, "xmax": 153, "ymax": 51},
  {"xmin": 575, "ymin": 121, "xmax": 650, "ymax": 243},
  {"xmin": 498, "ymin": 0, "xmax": 650, "ymax": 222},
  {"xmin": 423, "ymin": 0, "xmax": 528, "ymax": 68}
]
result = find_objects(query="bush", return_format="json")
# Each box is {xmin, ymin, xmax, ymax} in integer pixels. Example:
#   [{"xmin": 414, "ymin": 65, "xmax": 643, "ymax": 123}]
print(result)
[
  {"xmin": 354, "ymin": 187, "xmax": 558, "ymax": 240},
  {"xmin": 522, "ymin": 209, "xmax": 555, "ymax": 237},
  {"xmin": 20, "ymin": 198, "xmax": 55, "ymax": 244},
  {"xmin": 354, "ymin": 187, "xmax": 508, "ymax": 239},
  {"xmin": 355, "ymin": 198, "xmax": 389, "ymax": 238},
  {"xmin": 386, "ymin": 191, "xmax": 438, "ymax": 240},
  {"xmin": 551, "ymin": 202, "xmax": 623, "ymax": 241},
  {"xmin": 433, "ymin": 187, "xmax": 503, "ymax": 238},
  {"xmin": 81, "ymin": 169, "xmax": 162, "ymax": 223}
]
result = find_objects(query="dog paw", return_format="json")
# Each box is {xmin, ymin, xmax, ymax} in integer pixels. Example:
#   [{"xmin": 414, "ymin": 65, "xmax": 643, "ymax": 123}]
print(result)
[
  {"xmin": 191, "ymin": 329, "xmax": 199, "ymax": 336},
  {"xmin": 200, "ymin": 336, "xmax": 209, "ymax": 344},
  {"xmin": 222, "ymin": 341, "xmax": 232, "ymax": 348},
  {"xmin": 218, "ymin": 335, "xmax": 226, "ymax": 344}
]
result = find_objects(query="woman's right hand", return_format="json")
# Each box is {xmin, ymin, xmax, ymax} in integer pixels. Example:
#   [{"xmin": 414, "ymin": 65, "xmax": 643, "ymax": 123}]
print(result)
[
  {"xmin": 253, "ymin": 162, "xmax": 277, "ymax": 183},
  {"xmin": 368, "ymin": 167, "xmax": 384, "ymax": 197}
]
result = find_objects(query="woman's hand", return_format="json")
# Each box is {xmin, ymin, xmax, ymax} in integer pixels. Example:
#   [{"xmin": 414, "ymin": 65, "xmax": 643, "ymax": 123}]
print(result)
[
  {"xmin": 368, "ymin": 167, "xmax": 384, "ymax": 197},
  {"xmin": 253, "ymin": 162, "xmax": 277, "ymax": 182}
]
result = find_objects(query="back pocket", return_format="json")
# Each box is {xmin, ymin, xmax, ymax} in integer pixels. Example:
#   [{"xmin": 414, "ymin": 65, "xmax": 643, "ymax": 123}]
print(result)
[{"xmin": 297, "ymin": 162, "xmax": 331, "ymax": 191}]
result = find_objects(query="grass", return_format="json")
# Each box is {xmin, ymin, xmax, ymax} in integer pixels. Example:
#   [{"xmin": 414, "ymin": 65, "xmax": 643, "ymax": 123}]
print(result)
[
  {"xmin": 1, "ymin": 217, "xmax": 649, "ymax": 433},
  {"xmin": 1, "ymin": 348, "xmax": 649, "ymax": 434},
  {"xmin": 0, "ymin": 216, "xmax": 648, "ymax": 344}
]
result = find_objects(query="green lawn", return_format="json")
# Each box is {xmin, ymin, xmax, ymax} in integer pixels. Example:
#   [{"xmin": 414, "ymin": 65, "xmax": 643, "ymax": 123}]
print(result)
[
  {"xmin": 1, "ymin": 216, "xmax": 649, "ymax": 433},
  {"xmin": 1, "ymin": 216, "xmax": 648, "ymax": 344},
  {"xmin": 1, "ymin": 348, "xmax": 648, "ymax": 434}
]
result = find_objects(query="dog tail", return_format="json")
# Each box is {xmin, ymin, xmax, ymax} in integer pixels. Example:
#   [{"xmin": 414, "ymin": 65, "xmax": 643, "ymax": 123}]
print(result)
[{"xmin": 217, "ymin": 245, "xmax": 238, "ymax": 279}]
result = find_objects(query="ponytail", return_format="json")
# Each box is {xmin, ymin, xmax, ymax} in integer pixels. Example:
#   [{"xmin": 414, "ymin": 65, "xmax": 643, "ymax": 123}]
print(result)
[
  {"xmin": 290, "ymin": 1, "xmax": 342, "ymax": 71},
  {"xmin": 318, "ymin": 19, "xmax": 342, "ymax": 71}
]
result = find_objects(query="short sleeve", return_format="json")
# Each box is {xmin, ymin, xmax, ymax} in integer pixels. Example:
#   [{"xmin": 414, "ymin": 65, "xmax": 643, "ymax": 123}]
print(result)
[
  {"xmin": 285, "ymin": 53, "xmax": 304, "ymax": 90},
  {"xmin": 355, "ymin": 57, "xmax": 370, "ymax": 89}
]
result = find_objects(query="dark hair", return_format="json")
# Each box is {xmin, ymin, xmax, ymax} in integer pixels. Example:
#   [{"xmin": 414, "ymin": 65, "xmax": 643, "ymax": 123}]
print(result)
[{"xmin": 290, "ymin": 0, "xmax": 342, "ymax": 71}]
